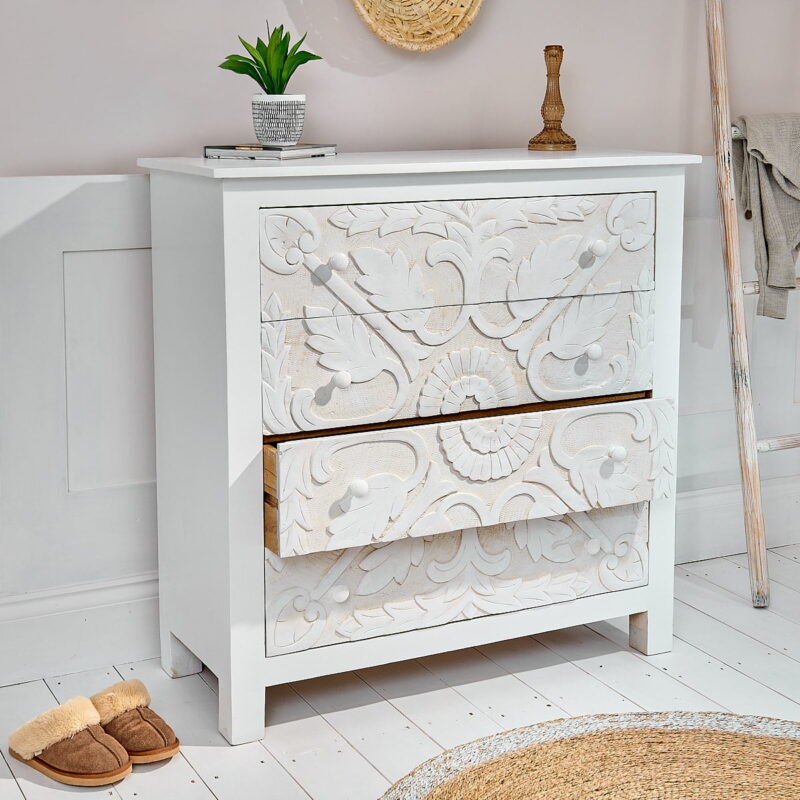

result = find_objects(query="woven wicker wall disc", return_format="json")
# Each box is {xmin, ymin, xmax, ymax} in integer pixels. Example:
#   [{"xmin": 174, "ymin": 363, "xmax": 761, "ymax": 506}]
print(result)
[{"xmin": 351, "ymin": 0, "xmax": 484, "ymax": 52}]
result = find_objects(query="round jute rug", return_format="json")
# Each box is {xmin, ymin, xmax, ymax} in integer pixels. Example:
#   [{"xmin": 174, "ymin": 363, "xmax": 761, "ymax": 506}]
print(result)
[{"xmin": 381, "ymin": 712, "xmax": 800, "ymax": 800}]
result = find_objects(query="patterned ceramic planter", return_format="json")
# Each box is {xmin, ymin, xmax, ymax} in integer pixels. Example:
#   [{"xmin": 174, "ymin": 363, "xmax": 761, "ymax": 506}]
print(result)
[{"xmin": 251, "ymin": 94, "xmax": 306, "ymax": 146}]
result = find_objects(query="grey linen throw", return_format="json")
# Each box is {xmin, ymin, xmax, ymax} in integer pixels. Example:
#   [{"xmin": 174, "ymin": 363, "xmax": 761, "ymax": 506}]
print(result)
[{"xmin": 733, "ymin": 114, "xmax": 800, "ymax": 319}]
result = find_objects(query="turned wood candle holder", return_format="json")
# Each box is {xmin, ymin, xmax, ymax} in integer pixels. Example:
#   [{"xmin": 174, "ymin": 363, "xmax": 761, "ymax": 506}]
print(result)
[{"xmin": 529, "ymin": 45, "xmax": 576, "ymax": 151}]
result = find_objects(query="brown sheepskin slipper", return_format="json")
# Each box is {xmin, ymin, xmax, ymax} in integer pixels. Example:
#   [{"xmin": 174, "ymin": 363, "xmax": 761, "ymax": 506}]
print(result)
[
  {"xmin": 91, "ymin": 679, "xmax": 180, "ymax": 764},
  {"xmin": 8, "ymin": 696, "xmax": 132, "ymax": 786}
]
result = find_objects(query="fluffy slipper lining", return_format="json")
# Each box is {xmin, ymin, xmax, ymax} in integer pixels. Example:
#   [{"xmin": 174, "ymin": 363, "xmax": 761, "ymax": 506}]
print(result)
[
  {"xmin": 8, "ymin": 696, "xmax": 100, "ymax": 761},
  {"xmin": 91, "ymin": 679, "xmax": 151, "ymax": 725}
]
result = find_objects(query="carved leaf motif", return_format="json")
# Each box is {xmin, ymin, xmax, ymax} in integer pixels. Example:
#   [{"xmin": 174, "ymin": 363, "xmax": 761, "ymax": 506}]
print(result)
[
  {"xmin": 642, "ymin": 403, "xmax": 677, "ymax": 499},
  {"xmin": 337, "ymin": 567, "xmax": 526, "ymax": 639},
  {"xmin": 327, "ymin": 474, "xmax": 409, "ymax": 550},
  {"xmin": 304, "ymin": 304, "xmax": 388, "ymax": 381},
  {"xmin": 350, "ymin": 248, "xmax": 432, "ymax": 317},
  {"xmin": 627, "ymin": 286, "xmax": 655, "ymax": 388},
  {"xmin": 508, "ymin": 235, "xmax": 582, "ymax": 320},
  {"xmin": 336, "ymin": 552, "xmax": 593, "ymax": 640},
  {"xmin": 264, "ymin": 548, "xmax": 285, "ymax": 574},
  {"xmin": 606, "ymin": 194, "xmax": 655, "ymax": 252},
  {"xmin": 328, "ymin": 205, "xmax": 386, "ymax": 235},
  {"xmin": 328, "ymin": 204, "xmax": 450, "ymax": 238},
  {"xmin": 261, "ymin": 293, "xmax": 294, "ymax": 433},
  {"xmin": 277, "ymin": 445, "xmax": 314, "ymax": 556},
  {"xmin": 427, "ymin": 529, "xmax": 511, "ymax": 583},
  {"xmin": 516, "ymin": 571, "xmax": 592, "ymax": 603},
  {"xmin": 551, "ymin": 196, "xmax": 599, "ymax": 221},
  {"xmin": 548, "ymin": 293, "xmax": 618, "ymax": 359},
  {"xmin": 377, "ymin": 206, "xmax": 421, "ymax": 236},
  {"xmin": 522, "ymin": 196, "xmax": 598, "ymax": 225},
  {"xmin": 261, "ymin": 209, "xmax": 320, "ymax": 274},
  {"xmin": 570, "ymin": 449, "xmax": 639, "ymax": 508},
  {"xmin": 355, "ymin": 537, "xmax": 426, "ymax": 596},
  {"xmin": 598, "ymin": 533, "xmax": 648, "ymax": 590},
  {"xmin": 477, "ymin": 200, "xmax": 530, "ymax": 236},
  {"xmin": 511, "ymin": 517, "xmax": 576, "ymax": 563},
  {"xmin": 270, "ymin": 587, "xmax": 327, "ymax": 651}
]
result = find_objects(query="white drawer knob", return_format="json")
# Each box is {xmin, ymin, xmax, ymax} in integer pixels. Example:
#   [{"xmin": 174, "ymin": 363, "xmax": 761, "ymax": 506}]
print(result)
[
  {"xmin": 588, "ymin": 240, "xmax": 608, "ymax": 258},
  {"xmin": 608, "ymin": 445, "xmax": 627, "ymax": 462},
  {"xmin": 332, "ymin": 371, "xmax": 352, "ymax": 389},
  {"xmin": 328, "ymin": 253, "xmax": 349, "ymax": 272},
  {"xmin": 586, "ymin": 343, "xmax": 603, "ymax": 361},
  {"xmin": 349, "ymin": 479, "xmax": 370, "ymax": 498}
]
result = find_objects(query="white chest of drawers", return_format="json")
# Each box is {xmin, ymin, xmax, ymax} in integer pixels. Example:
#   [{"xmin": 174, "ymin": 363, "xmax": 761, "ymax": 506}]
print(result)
[{"xmin": 140, "ymin": 149, "xmax": 699, "ymax": 744}]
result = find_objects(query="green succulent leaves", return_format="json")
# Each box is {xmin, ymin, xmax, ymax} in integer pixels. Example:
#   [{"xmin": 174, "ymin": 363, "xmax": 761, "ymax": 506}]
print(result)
[{"xmin": 219, "ymin": 24, "xmax": 321, "ymax": 95}]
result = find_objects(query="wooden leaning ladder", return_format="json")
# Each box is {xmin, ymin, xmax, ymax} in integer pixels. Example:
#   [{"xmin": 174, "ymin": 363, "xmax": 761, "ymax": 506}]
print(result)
[{"xmin": 705, "ymin": 0, "xmax": 797, "ymax": 608}]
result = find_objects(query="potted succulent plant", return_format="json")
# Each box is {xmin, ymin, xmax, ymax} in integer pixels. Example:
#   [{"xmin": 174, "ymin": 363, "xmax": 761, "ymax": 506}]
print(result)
[{"xmin": 220, "ymin": 24, "xmax": 322, "ymax": 146}]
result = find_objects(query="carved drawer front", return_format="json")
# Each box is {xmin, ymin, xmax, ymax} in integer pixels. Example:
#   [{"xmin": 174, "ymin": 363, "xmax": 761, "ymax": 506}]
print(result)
[
  {"xmin": 262, "ymin": 290, "xmax": 654, "ymax": 435},
  {"xmin": 263, "ymin": 398, "xmax": 674, "ymax": 558},
  {"xmin": 265, "ymin": 503, "xmax": 649, "ymax": 655},
  {"xmin": 259, "ymin": 193, "xmax": 655, "ymax": 323}
]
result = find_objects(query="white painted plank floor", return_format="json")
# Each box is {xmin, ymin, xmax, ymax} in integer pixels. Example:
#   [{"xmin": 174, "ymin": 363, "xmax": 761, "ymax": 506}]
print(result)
[{"xmin": 2, "ymin": 551, "xmax": 800, "ymax": 800}]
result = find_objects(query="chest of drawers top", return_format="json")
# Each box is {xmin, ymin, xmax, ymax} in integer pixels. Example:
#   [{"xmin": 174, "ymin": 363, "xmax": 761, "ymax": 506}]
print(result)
[{"xmin": 139, "ymin": 148, "xmax": 701, "ymax": 179}]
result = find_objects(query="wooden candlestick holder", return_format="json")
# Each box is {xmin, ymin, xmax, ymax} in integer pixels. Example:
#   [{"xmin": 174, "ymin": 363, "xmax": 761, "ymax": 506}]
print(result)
[{"xmin": 528, "ymin": 45, "xmax": 576, "ymax": 151}]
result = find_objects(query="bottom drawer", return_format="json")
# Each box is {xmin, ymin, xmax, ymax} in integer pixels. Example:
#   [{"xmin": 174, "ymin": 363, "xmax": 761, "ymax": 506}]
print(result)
[{"xmin": 265, "ymin": 502, "xmax": 648, "ymax": 656}]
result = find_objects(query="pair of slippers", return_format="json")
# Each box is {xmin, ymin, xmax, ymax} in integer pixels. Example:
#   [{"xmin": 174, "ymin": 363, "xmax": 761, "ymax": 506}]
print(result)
[{"xmin": 8, "ymin": 678, "xmax": 179, "ymax": 787}]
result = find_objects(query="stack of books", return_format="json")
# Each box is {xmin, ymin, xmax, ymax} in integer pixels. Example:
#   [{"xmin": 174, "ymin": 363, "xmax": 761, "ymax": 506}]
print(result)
[{"xmin": 204, "ymin": 143, "xmax": 337, "ymax": 161}]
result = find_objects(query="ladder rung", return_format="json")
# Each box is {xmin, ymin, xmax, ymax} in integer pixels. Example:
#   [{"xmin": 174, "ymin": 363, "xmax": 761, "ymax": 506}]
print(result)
[
  {"xmin": 743, "ymin": 278, "xmax": 800, "ymax": 295},
  {"xmin": 757, "ymin": 433, "xmax": 800, "ymax": 453}
]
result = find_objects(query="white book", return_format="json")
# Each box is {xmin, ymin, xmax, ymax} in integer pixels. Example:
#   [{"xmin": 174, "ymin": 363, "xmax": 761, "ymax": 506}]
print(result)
[{"xmin": 204, "ymin": 144, "xmax": 337, "ymax": 160}]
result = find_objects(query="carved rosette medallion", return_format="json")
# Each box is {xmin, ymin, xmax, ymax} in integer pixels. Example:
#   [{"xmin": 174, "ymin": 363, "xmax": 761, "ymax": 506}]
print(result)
[
  {"xmin": 439, "ymin": 415, "xmax": 541, "ymax": 481},
  {"xmin": 418, "ymin": 347, "xmax": 517, "ymax": 416}
]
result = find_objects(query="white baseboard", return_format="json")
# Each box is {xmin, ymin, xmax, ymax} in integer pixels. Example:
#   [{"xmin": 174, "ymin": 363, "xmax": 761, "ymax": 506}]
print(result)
[
  {"xmin": 676, "ymin": 475, "xmax": 800, "ymax": 563},
  {"xmin": 0, "ymin": 573, "xmax": 159, "ymax": 687}
]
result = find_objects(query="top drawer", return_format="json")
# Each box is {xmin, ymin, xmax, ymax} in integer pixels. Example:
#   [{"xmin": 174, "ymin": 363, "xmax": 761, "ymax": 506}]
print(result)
[{"xmin": 259, "ymin": 193, "xmax": 656, "ymax": 322}]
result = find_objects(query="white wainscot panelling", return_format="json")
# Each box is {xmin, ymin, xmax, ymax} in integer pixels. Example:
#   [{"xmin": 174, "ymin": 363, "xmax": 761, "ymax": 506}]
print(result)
[
  {"xmin": 0, "ymin": 175, "xmax": 159, "ymax": 683},
  {"xmin": 64, "ymin": 247, "xmax": 155, "ymax": 490},
  {"xmin": 678, "ymin": 216, "xmax": 736, "ymax": 418},
  {"xmin": 675, "ymin": 157, "xmax": 800, "ymax": 559}
]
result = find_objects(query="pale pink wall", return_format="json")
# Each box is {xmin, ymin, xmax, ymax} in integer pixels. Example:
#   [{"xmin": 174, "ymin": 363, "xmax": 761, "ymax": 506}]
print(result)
[{"xmin": 2, "ymin": 0, "xmax": 799, "ymax": 176}]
